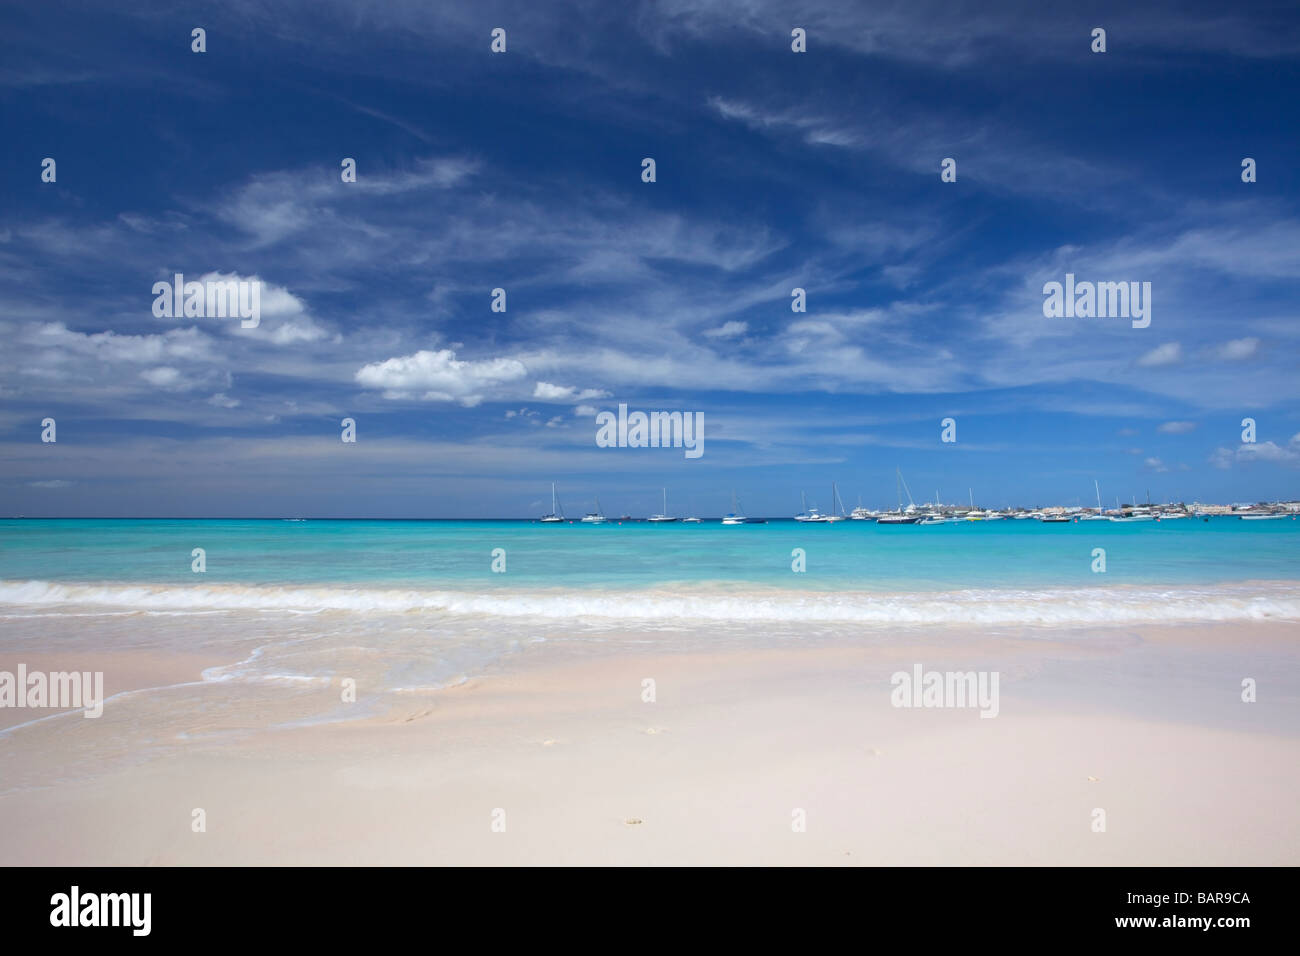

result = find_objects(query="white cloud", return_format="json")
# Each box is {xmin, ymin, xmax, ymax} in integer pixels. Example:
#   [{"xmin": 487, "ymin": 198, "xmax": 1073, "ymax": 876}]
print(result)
[
  {"xmin": 702, "ymin": 320, "xmax": 748, "ymax": 339},
  {"xmin": 532, "ymin": 381, "xmax": 611, "ymax": 402},
  {"xmin": 355, "ymin": 348, "xmax": 528, "ymax": 405},
  {"xmin": 1157, "ymin": 421, "xmax": 1197, "ymax": 434},
  {"xmin": 27, "ymin": 479, "xmax": 73, "ymax": 488},
  {"xmin": 1143, "ymin": 457, "xmax": 1169, "ymax": 472},
  {"xmin": 33, "ymin": 322, "xmax": 214, "ymax": 364},
  {"xmin": 1215, "ymin": 337, "xmax": 1260, "ymax": 360},
  {"xmin": 1210, "ymin": 438, "xmax": 1300, "ymax": 469},
  {"xmin": 574, "ymin": 404, "xmax": 597, "ymax": 417},
  {"xmin": 209, "ymin": 273, "xmax": 333, "ymax": 345},
  {"xmin": 262, "ymin": 317, "xmax": 332, "ymax": 345},
  {"xmin": 1136, "ymin": 342, "xmax": 1183, "ymax": 367},
  {"xmin": 140, "ymin": 366, "xmax": 185, "ymax": 388},
  {"xmin": 208, "ymin": 393, "xmax": 241, "ymax": 408}
]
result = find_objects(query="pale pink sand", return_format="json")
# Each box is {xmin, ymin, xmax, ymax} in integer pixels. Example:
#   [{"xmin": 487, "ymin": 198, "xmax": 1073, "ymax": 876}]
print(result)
[
  {"xmin": 1, "ymin": 632, "xmax": 1296, "ymax": 865},
  {"xmin": 0, "ymin": 649, "xmax": 228, "ymax": 731}
]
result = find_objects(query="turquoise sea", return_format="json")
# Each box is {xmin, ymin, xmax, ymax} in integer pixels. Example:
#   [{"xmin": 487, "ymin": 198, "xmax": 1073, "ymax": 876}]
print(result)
[
  {"xmin": 2, "ymin": 515, "xmax": 1299, "ymax": 587},
  {"xmin": 2, "ymin": 517, "xmax": 1298, "ymax": 741},
  {"xmin": 2, "ymin": 516, "xmax": 1299, "ymax": 625}
]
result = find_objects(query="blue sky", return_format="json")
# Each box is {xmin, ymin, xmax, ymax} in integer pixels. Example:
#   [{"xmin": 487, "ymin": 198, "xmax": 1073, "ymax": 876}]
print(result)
[{"xmin": 2, "ymin": 0, "xmax": 1299, "ymax": 517}]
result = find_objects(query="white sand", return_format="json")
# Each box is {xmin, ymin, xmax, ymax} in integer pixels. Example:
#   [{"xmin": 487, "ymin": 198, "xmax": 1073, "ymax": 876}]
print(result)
[{"xmin": 1, "ymin": 626, "xmax": 1296, "ymax": 865}]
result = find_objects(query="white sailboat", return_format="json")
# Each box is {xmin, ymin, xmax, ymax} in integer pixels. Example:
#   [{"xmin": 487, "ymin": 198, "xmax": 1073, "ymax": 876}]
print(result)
[
  {"xmin": 580, "ymin": 496, "xmax": 607, "ymax": 523},
  {"xmin": 823, "ymin": 482, "xmax": 849, "ymax": 522},
  {"xmin": 721, "ymin": 491, "xmax": 746, "ymax": 524},
  {"xmin": 540, "ymin": 482, "xmax": 565, "ymax": 522},
  {"xmin": 794, "ymin": 491, "xmax": 818, "ymax": 522},
  {"xmin": 878, "ymin": 468, "xmax": 921, "ymax": 524},
  {"xmin": 648, "ymin": 488, "xmax": 678, "ymax": 522},
  {"xmin": 1080, "ymin": 479, "xmax": 1109, "ymax": 520}
]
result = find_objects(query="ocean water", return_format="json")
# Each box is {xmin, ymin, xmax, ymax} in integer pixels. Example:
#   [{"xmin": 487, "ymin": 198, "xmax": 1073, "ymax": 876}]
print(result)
[
  {"xmin": 4, "ymin": 515, "xmax": 1300, "ymax": 582},
  {"xmin": 1, "ymin": 517, "xmax": 1298, "ymax": 765},
  {"xmin": 2, "ymin": 515, "xmax": 1299, "ymax": 608}
]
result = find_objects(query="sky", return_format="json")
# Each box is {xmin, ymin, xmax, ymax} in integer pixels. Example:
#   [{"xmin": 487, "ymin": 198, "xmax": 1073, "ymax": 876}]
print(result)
[{"xmin": 2, "ymin": 0, "xmax": 1299, "ymax": 518}]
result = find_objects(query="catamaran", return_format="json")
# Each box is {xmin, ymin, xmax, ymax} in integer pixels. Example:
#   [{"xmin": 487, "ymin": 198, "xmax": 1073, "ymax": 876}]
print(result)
[
  {"xmin": 580, "ymin": 496, "xmax": 608, "ymax": 523},
  {"xmin": 540, "ymin": 482, "xmax": 565, "ymax": 522},
  {"xmin": 648, "ymin": 488, "xmax": 678, "ymax": 522}
]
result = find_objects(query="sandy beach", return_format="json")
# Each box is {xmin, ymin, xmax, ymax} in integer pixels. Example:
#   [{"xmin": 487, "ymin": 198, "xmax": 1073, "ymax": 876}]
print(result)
[{"xmin": 2, "ymin": 620, "xmax": 1296, "ymax": 866}]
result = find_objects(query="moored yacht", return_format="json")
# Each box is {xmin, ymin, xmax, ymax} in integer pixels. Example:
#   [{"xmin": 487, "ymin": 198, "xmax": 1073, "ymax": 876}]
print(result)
[
  {"xmin": 647, "ymin": 488, "xmax": 678, "ymax": 522},
  {"xmin": 850, "ymin": 497, "xmax": 875, "ymax": 520},
  {"xmin": 794, "ymin": 492, "xmax": 823, "ymax": 522},
  {"xmin": 878, "ymin": 467, "xmax": 920, "ymax": 523},
  {"xmin": 540, "ymin": 481, "xmax": 565, "ymax": 523},
  {"xmin": 721, "ymin": 491, "xmax": 746, "ymax": 525},
  {"xmin": 822, "ymin": 482, "xmax": 849, "ymax": 522},
  {"xmin": 1081, "ymin": 480, "xmax": 1110, "ymax": 520},
  {"xmin": 580, "ymin": 496, "xmax": 608, "ymax": 523}
]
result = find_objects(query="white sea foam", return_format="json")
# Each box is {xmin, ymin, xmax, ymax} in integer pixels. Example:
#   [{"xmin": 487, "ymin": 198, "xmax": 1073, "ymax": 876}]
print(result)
[{"xmin": 3, "ymin": 578, "xmax": 1299, "ymax": 627}]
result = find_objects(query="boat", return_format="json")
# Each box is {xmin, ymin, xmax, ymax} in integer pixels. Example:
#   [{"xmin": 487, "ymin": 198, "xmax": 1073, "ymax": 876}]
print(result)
[
  {"xmin": 850, "ymin": 497, "xmax": 875, "ymax": 521},
  {"xmin": 793, "ymin": 492, "xmax": 822, "ymax": 522},
  {"xmin": 682, "ymin": 516, "xmax": 702, "ymax": 523},
  {"xmin": 647, "ymin": 488, "xmax": 678, "ymax": 523},
  {"xmin": 721, "ymin": 491, "xmax": 746, "ymax": 525},
  {"xmin": 917, "ymin": 514, "xmax": 950, "ymax": 525},
  {"xmin": 1080, "ymin": 480, "xmax": 1109, "ymax": 520},
  {"xmin": 878, "ymin": 468, "xmax": 921, "ymax": 524},
  {"xmin": 580, "ymin": 496, "xmax": 607, "ymax": 523},
  {"xmin": 1038, "ymin": 513, "xmax": 1072, "ymax": 523},
  {"xmin": 540, "ymin": 482, "xmax": 565, "ymax": 522},
  {"xmin": 823, "ymin": 483, "xmax": 849, "ymax": 522},
  {"xmin": 1238, "ymin": 512, "xmax": 1287, "ymax": 520}
]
